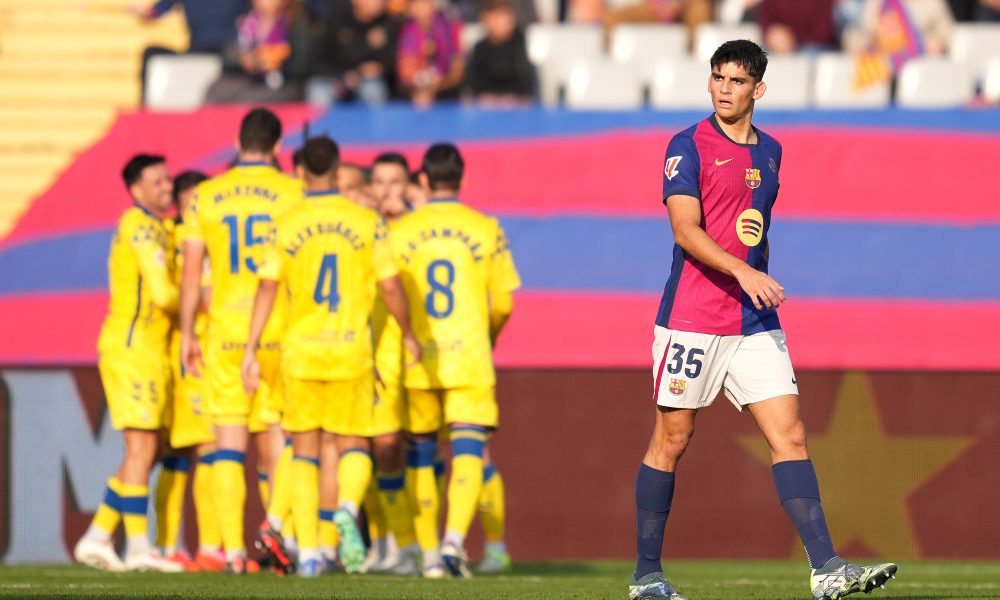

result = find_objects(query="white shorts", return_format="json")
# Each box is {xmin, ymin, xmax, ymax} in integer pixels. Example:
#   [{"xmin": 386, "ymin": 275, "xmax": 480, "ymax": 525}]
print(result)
[{"xmin": 651, "ymin": 326, "xmax": 798, "ymax": 411}]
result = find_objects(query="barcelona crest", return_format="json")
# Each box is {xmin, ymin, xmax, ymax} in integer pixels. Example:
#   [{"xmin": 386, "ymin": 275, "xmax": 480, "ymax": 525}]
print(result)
[
  {"xmin": 745, "ymin": 168, "xmax": 761, "ymax": 189},
  {"xmin": 669, "ymin": 378, "xmax": 686, "ymax": 396}
]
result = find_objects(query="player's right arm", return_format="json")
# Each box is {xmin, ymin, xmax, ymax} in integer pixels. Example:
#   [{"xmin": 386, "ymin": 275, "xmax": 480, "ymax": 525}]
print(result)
[
  {"xmin": 242, "ymin": 223, "xmax": 282, "ymax": 393},
  {"xmin": 373, "ymin": 218, "xmax": 422, "ymax": 365},
  {"xmin": 662, "ymin": 134, "xmax": 784, "ymax": 310},
  {"xmin": 130, "ymin": 222, "xmax": 178, "ymax": 312},
  {"xmin": 487, "ymin": 221, "xmax": 520, "ymax": 347},
  {"xmin": 179, "ymin": 192, "xmax": 206, "ymax": 376},
  {"xmin": 667, "ymin": 197, "xmax": 784, "ymax": 310}
]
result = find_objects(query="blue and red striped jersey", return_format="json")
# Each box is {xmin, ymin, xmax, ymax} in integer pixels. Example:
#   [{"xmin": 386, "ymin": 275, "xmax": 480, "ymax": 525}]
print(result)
[{"xmin": 656, "ymin": 115, "xmax": 783, "ymax": 336}]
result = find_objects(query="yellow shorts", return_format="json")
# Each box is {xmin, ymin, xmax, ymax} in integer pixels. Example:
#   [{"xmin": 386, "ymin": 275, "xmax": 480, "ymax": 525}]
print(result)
[
  {"xmin": 205, "ymin": 340, "xmax": 282, "ymax": 433},
  {"xmin": 284, "ymin": 373, "xmax": 375, "ymax": 437},
  {"xmin": 372, "ymin": 375, "xmax": 406, "ymax": 437},
  {"xmin": 168, "ymin": 363, "xmax": 215, "ymax": 448},
  {"xmin": 98, "ymin": 348, "xmax": 169, "ymax": 431},
  {"xmin": 406, "ymin": 386, "xmax": 497, "ymax": 435}
]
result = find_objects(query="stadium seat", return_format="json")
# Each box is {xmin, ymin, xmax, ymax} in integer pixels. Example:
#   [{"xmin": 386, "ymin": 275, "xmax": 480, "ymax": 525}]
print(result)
[
  {"xmin": 648, "ymin": 57, "xmax": 713, "ymax": 110},
  {"xmin": 461, "ymin": 23, "xmax": 486, "ymax": 54},
  {"xmin": 896, "ymin": 58, "xmax": 975, "ymax": 108},
  {"xmin": 693, "ymin": 23, "xmax": 762, "ymax": 62},
  {"xmin": 565, "ymin": 60, "xmax": 644, "ymax": 109},
  {"xmin": 812, "ymin": 52, "xmax": 890, "ymax": 109},
  {"xmin": 949, "ymin": 23, "xmax": 1000, "ymax": 80},
  {"xmin": 610, "ymin": 24, "xmax": 687, "ymax": 65},
  {"xmin": 759, "ymin": 55, "xmax": 812, "ymax": 109},
  {"xmin": 526, "ymin": 24, "xmax": 603, "ymax": 104},
  {"xmin": 145, "ymin": 54, "xmax": 223, "ymax": 111},
  {"xmin": 983, "ymin": 57, "xmax": 1000, "ymax": 104}
]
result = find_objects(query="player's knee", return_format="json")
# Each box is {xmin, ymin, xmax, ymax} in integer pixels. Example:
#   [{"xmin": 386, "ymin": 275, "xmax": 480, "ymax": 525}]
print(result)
[
  {"xmin": 649, "ymin": 426, "xmax": 694, "ymax": 463},
  {"xmin": 373, "ymin": 433, "xmax": 405, "ymax": 472},
  {"xmin": 783, "ymin": 419, "xmax": 808, "ymax": 450}
]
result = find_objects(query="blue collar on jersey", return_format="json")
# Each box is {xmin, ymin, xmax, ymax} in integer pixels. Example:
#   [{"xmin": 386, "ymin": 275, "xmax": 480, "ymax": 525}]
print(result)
[
  {"xmin": 428, "ymin": 196, "xmax": 460, "ymax": 204},
  {"xmin": 234, "ymin": 160, "xmax": 275, "ymax": 168},
  {"xmin": 133, "ymin": 202, "xmax": 162, "ymax": 221},
  {"xmin": 305, "ymin": 189, "xmax": 341, "ymax": 198},
  {"xmin": 709, "ymin": 113, "xmax": 760, "ymax": 147}
]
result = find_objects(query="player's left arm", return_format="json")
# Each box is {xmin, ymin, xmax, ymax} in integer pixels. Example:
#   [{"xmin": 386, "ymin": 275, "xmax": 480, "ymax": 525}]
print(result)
[
  {"xmin": 488, "ymin": 222, "xmax": 520, "ymax": 347},
  {"xmin": 180, "ymin": 193, "xmax": 207, "ymax": 376},
  {"xmin": 373, "ymin": 218, "xmax": 422, "ymax": 365},
  {"xmin": 132, "ymin": 233, "xmax": 179, "ymax": 312}
]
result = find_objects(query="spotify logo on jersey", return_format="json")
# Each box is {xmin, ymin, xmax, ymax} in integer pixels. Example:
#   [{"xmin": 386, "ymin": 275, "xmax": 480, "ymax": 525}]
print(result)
[{"xmin": 737, "ymin": 208, "xmax": 764, "ymax": 247}]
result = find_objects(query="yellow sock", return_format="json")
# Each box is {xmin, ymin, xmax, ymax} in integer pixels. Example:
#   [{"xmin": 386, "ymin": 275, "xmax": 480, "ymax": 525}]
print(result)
[
  {"xmin": 268, "ymin": 442, "xmax": 294, "ymax": 526},
  {"xmin": 479, "ymin": 465, "xmax": 505, "ymax": 543},
  {"xmin": 194, "ymin": 451, "xmax": 221, "ymax": 551},
  {"xmin": 257, "ymin": 468, "xmax": 270, "ymax": 509},
  {"xmin": 363, "ymin": 481, "xmax": 387, "ymax": 543},
  {"xmin": 120, "ymin": 482, "xmax": 151, "ymax": 549},
  {"xmin": 444, "ymin": 426, "xmax": 487, "ymax": 544},
  {"xmin": 377, "ymin": 471, "xmax": 416, "ymax": 548},
  {"xmin": 154, "ymin": 455, "xmax": 191, "ymax": 552},
  {"xmin": 213, "ymin": 450, "xmax": 247, "ymax": 556},
  {"xmin": 92, "ymin": 477, "xmax": 123, "ymax": 536},
  {"xmin": 291, "ymin": 455, "xmax": 320, "ymax": 552},
  {"xmin": 337, "ymin": 450, "xmax": 373, "ymax": 514},
  {"xmin": 405, "ymin": 438, "xmax": 440, "ymax": 552},
  {"xmin": 319, "ymin": 508, "xmax": 338, "ymax": 556}
]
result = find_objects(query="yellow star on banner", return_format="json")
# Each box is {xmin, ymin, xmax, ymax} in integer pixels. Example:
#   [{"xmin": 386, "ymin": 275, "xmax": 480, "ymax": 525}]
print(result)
[{"xmin": 738, "ymin": 372, "xmax": 973, "ymax": 559}]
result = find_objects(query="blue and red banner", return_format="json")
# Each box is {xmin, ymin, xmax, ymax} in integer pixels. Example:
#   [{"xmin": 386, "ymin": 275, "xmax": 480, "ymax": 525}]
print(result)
[{"xmin": 1, "ymin": 105, "xmax": 998, "ymax": 368}]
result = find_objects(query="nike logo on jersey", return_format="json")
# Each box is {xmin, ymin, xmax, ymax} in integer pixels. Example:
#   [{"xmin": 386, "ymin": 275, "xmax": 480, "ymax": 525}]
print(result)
[{"xmin": 715, "ymin": 158, "xmax": 734, "ymax": 166}]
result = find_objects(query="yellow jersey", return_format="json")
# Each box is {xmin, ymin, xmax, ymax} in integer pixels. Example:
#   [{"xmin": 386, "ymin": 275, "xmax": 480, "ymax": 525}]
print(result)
[
  {"xmin": 390, "ymin": 198, "xmax": 520, "ymax": 389},
  {"xmin": 258, "ymin": 191, "xmax": 398, "ymax": 380},
  {"xmin": 184, "ymin": 162, "xmax": 302, "ymax": 343},
  {"xmin": 97, "ymin": 205, "xmax": 178, "ymax": 355}
]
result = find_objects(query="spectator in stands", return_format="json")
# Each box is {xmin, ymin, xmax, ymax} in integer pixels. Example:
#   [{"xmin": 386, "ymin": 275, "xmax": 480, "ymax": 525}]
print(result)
[
  {"xmin": 602, "ymin": 0, "xmax": 713, "ymax": 48},
  {"xmin": 845, "ymin": 0, "xmax": 954, "ymax": 56},
  {"xmin": 205, "ymin": 0, "xmax": 310, "ymax": 103},
  {"xmin": 465, "ymin": 0, "xmax": 534, "ymax": 105},
  {"xmin": 397, "ymin": 0, "xmax": 465, "ymax": 107},
  {"xmin": 133, "ymin": 0, "xmax": 249, "ymax": 102},
  {"xmin": 306, "ymin": 0, "xmax": 402, "ymax": 106},
  {"xmin": 450, "ymin": 0, "xmax": 538, "ymax": 24},
  {"xmin": 715, "ymin": 0, "xmax": 763, "ymax": 24},
  {"xmin": 757, "ymin": 0, "xmax": 837, "ymax": 54},
  {"xmin": 977, "ymin": 0, "xmax": 1000, "ymax": 19}
]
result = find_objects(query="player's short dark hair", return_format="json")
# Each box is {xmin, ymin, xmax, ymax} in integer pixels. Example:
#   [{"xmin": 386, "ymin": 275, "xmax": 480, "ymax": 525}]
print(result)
[
  {"xmin": 481, "ymin": 0, "xmax": 513, "ymax": 13},
  {"xmin": 172, "ymin": 170, "xmax": 208, "ymax": 205},
  {"xmin": 292, "ymin": 147, "xmax": 305, "ymax": 168},
  {"xmin": 302, "ymin": 136, "xmax": 340, "ymax": 176},
  {"xmin": 421, "ymin": 143, "xmax": 464, "ymax": 191},
  {"xmin": 121, "ymin": 154, "xmax": 165, "ymax": 189},
  {"xmin": 710, "ymin": 39, "xmax": 768, "ymax": 82},
  {"xmin": 373, "ymin": 152, "xmax": 410, "ymax": 174},
  {"xmin": 238, "ymin": 107, "xmax": 283, "ymax": 153}
]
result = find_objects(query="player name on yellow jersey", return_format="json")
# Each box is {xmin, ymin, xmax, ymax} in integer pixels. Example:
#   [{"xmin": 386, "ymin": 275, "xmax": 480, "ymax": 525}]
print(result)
[
  {"xmin": 259, "ymin": 191, "xmax": 398, "ymax": 381},
  {"xmin": 389, "ymin": 199, "xmax": 520, "ymax": 389}
]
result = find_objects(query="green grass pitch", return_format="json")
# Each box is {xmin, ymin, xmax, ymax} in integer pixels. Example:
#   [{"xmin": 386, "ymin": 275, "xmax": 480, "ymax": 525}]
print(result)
[{"xmin": 1, "ymin": 561, "xmax": 998, "ymax": 599}]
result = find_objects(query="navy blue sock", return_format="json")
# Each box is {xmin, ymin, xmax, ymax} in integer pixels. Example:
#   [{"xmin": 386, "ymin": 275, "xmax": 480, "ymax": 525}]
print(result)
[
  {"xmin": 634, "ymin": 463, "xmax": 675, "ymax": 579},
  {"xmin": 772, "ymin": 459, "xmax": 837, "ymax": 569}
]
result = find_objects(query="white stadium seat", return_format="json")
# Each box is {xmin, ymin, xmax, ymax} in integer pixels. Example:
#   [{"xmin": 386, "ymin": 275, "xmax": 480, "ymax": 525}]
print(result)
[
  {"xmin": 896, "ymin": 58, "xmax": 975, "ymax": 108},
  {"xmin": 526, "ymin": 24, "xmax": 603, "ymax": 105},
  {"xmin": 759, "ymin": 55, "xmax": 812, "ymax": 109},
  {"xmin": 983, "ymin": 57, "xmax": 1000, "ymax": 104},
  {"xmin": 461, "ymin": 23, "xmax": 486, "ymax": 54},
  {"xmin": 610, "ymin": 24, "xmax": 687, "ymax": 65},
  {"xmin": 812, "ymin": 52, "xmax": 890, "ymax": 109},
  {"xmin": 144, "ymin": 54, "xmax": 222, "ymax": 111},
  {"xmin": 693, "ymin": 23, "xmax": 762, "ymax": 62},
  {"xmin": 649, "ymin": 57, "xmax": 713, "ymax": 110},
  {"xmin": 949, "ymin": 23, "xmax": 1000, "ymax": 80},
  {"xmin": 565, "ymin": 60, "xmax": 644, "ymax": 109}
]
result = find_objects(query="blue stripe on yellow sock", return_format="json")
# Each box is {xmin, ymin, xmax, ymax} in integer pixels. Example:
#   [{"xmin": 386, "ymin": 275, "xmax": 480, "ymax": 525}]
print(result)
[
  {"xmin": 377, "ymin": 472, "xmax": 405, "ymax": 492},
  {"xmin": 407, "ymin": 440, "xmax": 436, "ymax": 468},
  {"xmin": 319, "ymin": 509, "xmax": 335, "ymax": 522},
  {"xmin": 162, "ymin": 455, "xmax": 192, "ymax": 473},
  {"xmin": 198, "ymin": 451, "xmax": 216, "ymax": 465},
  {"xmin": 294, "ymin": 455, "xmax": 320, "ymax": 467},
  {"xmin": 483, "ymin": 463, "xmax": 496, "ymax": 482},
  {"xmin": 103, "ymin": 485, "xmax": 122, "ymax": 510},
  {"xmin": 452, "ymin": 437, "xmax": 485, "ymax": 457},
  {"xmin": 215, "ymin": 449, "xmax": 245, "ymax": 464},
  {"xmin": 120, "ymin": 495, "xmax": 149, "ymax": 515}
]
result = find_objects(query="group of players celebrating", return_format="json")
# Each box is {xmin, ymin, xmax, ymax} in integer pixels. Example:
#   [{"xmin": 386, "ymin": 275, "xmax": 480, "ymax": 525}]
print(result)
[{"xmin": 72, "ymin": 106, "xmax": 520, "ymax": 580}]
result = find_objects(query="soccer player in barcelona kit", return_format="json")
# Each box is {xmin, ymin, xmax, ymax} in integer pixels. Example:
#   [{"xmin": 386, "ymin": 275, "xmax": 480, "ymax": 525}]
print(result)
[
  {"xmin": 241, "ymin": 137, "xmax": 423, "ymax": 576},
  {"xmin": 73, "ymin": 155, "xmax": 183, "ymax": 573},
  {"xmin": 629, "ymin": 41, "xmax": 898, "ymax": 600},
  {"xmin": 180, "ymin": 108, "xmax": 302, "ymax": 573},
  {"xmin": 390, "ymin": 143, "xmax": 520, "ymax": 578}
]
